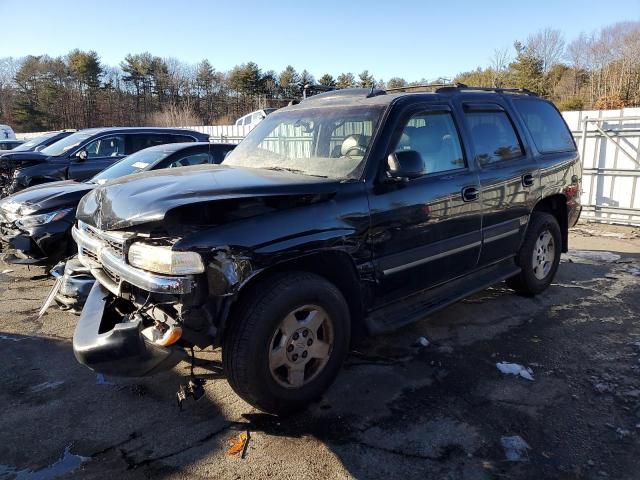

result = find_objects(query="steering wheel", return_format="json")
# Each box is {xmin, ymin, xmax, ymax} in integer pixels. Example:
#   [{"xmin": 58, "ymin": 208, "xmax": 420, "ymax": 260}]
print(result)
[{"xmin": 343, "ymin": 145, "xmax": 366, "ymax": 158}]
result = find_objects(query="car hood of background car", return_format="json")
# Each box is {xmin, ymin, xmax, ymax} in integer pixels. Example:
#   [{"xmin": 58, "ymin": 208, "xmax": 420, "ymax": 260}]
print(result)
[
  {"xmin": 77, "ymin": 164, "xmax": 340, "ymax": 231},
  {"xmin": 0, "ymin": 180, "xmax": 93, "ymax": 216}
]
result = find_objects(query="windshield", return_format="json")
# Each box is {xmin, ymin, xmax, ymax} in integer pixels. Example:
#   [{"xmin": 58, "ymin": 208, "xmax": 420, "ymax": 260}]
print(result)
[
  {"xmin": 224, "ymin": 105, "xmax": 384, "ymax": 179},
  {"xmin": 12, "ymin": 133, "xmax": 56, "ymax": 152},
  {"xmin": 89, "ymin": 149, "xmax": 171, "ymax": 184},
  {"xmin": 40, "ymin": 132, "xmax": 92, "ymax": 156}
]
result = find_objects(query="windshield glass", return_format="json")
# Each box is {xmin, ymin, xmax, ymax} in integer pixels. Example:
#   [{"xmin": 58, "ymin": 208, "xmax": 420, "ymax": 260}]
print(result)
[
  {"xmin": 12, "ymin": 133, "xmax": 56, "ymax": 152},
  {"xmin": 89, "ymin": 149, "xmax": 172, "ymax": 184},
  {"xmin": 224, "ymin": 105, "xmax": 384, "ymax": 179},
  {"xmin": 40, "ymin": 132, "xmax": 92, "ymax": 156}
]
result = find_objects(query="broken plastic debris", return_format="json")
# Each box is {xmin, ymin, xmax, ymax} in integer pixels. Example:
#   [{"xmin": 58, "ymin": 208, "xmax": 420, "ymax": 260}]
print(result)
[
  {"xmin": 96, "ymin": 374, "xmax": 115, "ymax": 386},
  {"xmin": 416, "ymin": 336, "xmax": 430, "ymax": 347},
  {"xmin": 496, "ymin": 362, "xmax": 534, "ymax": 381},
  {"xmin": 227, "ymin": 431, "xmax": 250, "ymax": 457},
  {"xmin": 1, "ymin": 269, "xmax": 13, "ymax": 274},
  {"xmin": 501, "ymin": 435, "xmax": 531, "ymax": 461}
]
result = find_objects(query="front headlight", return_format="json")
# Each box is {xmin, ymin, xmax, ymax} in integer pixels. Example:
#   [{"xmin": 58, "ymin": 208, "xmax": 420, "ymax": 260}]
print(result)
[
  {"xmin": 16, "ymin": 207, "xmax": 74, "ymax": 229},
  {"xmin": 128, "ymin": 242, "xmax": 205, "ymax": 275}
]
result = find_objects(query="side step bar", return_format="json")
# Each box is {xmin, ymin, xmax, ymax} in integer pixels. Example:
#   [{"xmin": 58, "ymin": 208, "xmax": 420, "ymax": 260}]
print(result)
[{"xmin": 365, "ymin": 259, "xmax": 520, "ymax": 334}]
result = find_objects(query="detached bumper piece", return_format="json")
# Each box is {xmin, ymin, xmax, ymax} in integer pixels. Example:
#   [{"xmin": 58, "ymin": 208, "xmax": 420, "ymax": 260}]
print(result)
[
  {"xmin": 73, "ymin": 283, "xmax": 185, "ymax": 377},
  {"xmin": 52, "ymin": 257, "xmax": 95, "ymax": 313}
]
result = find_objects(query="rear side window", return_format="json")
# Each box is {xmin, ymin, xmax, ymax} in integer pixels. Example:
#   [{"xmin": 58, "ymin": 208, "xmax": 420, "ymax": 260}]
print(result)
[
  {"xmin": 513, "ymin": 100, "xmax": 575, "ymax": 153},
  {"xmin": 466, "ymin": 111, "xmax": 523, "ymax": 166},
  {"xmin": 168, "ymin": 152, "xmax": 211, "ymax": 167}
]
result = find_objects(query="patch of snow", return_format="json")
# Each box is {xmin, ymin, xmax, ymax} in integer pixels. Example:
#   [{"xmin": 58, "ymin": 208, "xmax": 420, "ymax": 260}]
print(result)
[
  {"xmin": 567, "ymin": 250, "xmax": 621, "ymax": 263},
  {"xmin": 496, "ymin": 362, "xmax": 534, "ymax": 381},
  {"xmin": 500, "ymin": 435, "xmax": 531, "ymax": 461}
]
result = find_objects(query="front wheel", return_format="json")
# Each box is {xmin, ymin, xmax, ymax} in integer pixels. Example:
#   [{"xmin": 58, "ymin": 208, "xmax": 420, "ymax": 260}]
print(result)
[
  {"xmin": 507, "ymin": 212, "xmax": 562, "ymax": 295},
  {"xmin": 223, "ymin": 272, "xmax": 350, "ymax": 414}
]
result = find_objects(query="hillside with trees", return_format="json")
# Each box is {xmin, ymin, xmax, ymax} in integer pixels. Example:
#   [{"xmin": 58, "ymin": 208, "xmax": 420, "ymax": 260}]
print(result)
[{"xmin": 0, "ymin": 21, "xmax": 638, "ymax": 133}]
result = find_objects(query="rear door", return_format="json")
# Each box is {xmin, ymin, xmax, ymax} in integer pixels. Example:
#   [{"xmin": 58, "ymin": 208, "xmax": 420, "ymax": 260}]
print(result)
[
  {"xmin": 67, "ymin": 134, "xmax": 126, "ymax": 180},
  {"xmin": 368, "ymin": 103, "xmax": 482, "ymax": 306},
  {"xmin": 457, "ymin": 100, "xmax": 540, "ymax": 266}
]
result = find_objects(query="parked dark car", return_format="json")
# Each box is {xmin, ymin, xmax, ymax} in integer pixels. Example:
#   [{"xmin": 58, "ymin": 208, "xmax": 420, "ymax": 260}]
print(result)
[
  {"xmin": 0, "ymin": 127, "xmax": 209, "ymax": 197},
  {"xmin": 0, "ymin": 140, "xmax": 24, "ymax": 151},
  {"xmin": 0, "ymin": 142, "xmax": 235, "ymax": 266},
  {"xmin": 0, "ymin": 130, "xmax": 75, "ymax": 156},
  {"xmin": 70, "ymin": 86, "xmax": 582, "ymax": 413}
]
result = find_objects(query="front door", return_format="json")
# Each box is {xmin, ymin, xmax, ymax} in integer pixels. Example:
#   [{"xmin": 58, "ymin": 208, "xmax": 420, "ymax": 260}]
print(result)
[
  {"xmin": 68, "ymin": 135, "xmax": 126, "ymax": 180},
  {"xmin": 367, "ymin": 105, "xmax": 482, "ymax": 306}
]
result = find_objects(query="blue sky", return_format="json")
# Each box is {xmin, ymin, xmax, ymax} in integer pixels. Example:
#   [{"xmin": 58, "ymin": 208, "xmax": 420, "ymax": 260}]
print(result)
[{"xmin": 1, "ymin": 0, "xmax": 639, "ymax": 81}]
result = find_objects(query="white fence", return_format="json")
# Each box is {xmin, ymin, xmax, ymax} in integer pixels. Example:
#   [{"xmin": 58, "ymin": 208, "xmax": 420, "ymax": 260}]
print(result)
[
  {"xmin": 14, "ymin": 107, "xmax": 640, "ymax": 226},
  {"xmin": 564, "ymin": 108, "xmax": 640, "ymax": 225}
]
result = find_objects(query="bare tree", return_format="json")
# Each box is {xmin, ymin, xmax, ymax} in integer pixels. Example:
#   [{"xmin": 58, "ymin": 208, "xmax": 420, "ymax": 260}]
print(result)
[
  {"xmin": 526, "ymin": 28, "xmax": 565, "ymax": 73},
  {"xmin": 490, "ymin": 46, "xmax": 511, "ymax": 87}
]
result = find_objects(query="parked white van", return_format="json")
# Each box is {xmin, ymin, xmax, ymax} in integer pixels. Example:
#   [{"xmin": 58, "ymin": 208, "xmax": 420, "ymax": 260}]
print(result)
[
  {"xmin": 0, "ymin": 125, "xmax": 16, "ymax": 140},
  {"xmin": 234, "ymin": 108, "xmax": 277, "ymax": 127}
]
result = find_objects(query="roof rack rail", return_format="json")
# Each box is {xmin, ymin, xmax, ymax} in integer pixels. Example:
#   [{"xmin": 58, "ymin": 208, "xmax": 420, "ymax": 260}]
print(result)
[
  {"xmin": 434, "ymin": 85, "xmax": 538, "ymax": 96},
  {"xmin": 384, "ymin": 82, "xmax": 464, "ymax": 93}
]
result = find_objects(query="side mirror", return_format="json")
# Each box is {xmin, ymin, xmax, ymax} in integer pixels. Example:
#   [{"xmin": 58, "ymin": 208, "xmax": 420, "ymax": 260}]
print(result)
[
  {"xmin": 76, "ymin": 150, "xmax": 88, "ymax": 161},
  {"xmin": 387, "ymin": 150, "xmax": 424, "ymax": 180}
]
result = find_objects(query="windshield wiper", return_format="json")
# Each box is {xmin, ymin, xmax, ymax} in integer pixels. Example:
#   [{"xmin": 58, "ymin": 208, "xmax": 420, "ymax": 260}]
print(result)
[{"xmin": 262, "ymin": 166, "xmax": 328, "ymax": 178}]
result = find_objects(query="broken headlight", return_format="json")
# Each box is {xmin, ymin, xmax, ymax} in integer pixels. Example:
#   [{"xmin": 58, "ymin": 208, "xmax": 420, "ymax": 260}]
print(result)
[
  {"xmin": 16, "ymin": 207, "xmax": 74, "ymax": 228},
  {"xmin": 128, "ymin": 242, "xmax": 205, "ymax": 275}
]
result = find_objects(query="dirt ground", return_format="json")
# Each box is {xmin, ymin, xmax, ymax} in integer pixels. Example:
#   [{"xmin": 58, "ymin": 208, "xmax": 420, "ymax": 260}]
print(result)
[{"xmin": 0, "ymin": 222, "xmax": 639, "ymax": 480}]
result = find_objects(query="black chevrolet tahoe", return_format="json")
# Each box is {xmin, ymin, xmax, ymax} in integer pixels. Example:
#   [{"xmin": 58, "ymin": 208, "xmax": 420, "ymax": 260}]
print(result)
[
  {"xmin": 0, "ymin": 127, "xmax": 209, "ymax": 197},
  {"xmin": 71, "ymin": 86, "xmax": 582, "ymax": 413}
]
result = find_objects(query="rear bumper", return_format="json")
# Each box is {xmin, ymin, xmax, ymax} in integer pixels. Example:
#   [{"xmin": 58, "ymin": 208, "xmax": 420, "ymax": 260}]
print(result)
[{"xmin": 73, "ymin": 283, "xmax": 185, "ymax": 377}]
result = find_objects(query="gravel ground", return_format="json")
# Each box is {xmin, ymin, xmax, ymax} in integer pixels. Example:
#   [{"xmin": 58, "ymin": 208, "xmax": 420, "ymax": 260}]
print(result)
[{"xmin": 0, "ymin": 222, "xmax": 639, "ymax": 480}]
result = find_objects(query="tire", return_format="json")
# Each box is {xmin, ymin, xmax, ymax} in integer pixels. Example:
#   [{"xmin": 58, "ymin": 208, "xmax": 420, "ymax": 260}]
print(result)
[
  {"xmin": 506, "ymin": 212, "xmax": 562, "ymax": 296},
  {"xmin": 222, "ymin": 271, "xmax": 350, "ymax": 414}
]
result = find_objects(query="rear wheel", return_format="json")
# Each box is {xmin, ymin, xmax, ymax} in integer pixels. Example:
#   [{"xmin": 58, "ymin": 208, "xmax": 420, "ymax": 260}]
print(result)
[
  {"xmin": 223, "ymin": 272, "xmax": 350, "ymax": 414},
  {"xmin": 507, "ymin": 212, "xmax": 562, "ymax": 295}
]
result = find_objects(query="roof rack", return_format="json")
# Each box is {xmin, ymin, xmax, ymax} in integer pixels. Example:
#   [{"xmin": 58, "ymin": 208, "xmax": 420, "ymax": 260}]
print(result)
[
  {"xmin": 384, "ymin": 82, "xmax": 462, "ymax": 93},
  {"xmin": 434, "ymin": 85, "xmax": 538, "ymax": 96}
]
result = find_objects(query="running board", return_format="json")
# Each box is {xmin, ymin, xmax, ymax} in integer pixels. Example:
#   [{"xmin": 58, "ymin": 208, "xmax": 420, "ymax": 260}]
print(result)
[{"xmin": 365, "ymin": 260, "xmax": 520, "ymax": 334}]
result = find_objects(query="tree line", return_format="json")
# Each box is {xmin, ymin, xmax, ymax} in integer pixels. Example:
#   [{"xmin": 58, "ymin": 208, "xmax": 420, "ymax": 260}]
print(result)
[{"xmin": 0, "ymin": 21, "xmax": 638, "ymax": 133}]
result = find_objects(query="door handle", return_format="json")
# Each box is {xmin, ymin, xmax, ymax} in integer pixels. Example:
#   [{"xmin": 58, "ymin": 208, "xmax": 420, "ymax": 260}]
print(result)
[
  {"xmin": 462, "ymin": 186, "xmax": 479, "ymax": 202},
  {"xmin": 522, "ymin": 173, "xmax": 534, "ymax": 187}
]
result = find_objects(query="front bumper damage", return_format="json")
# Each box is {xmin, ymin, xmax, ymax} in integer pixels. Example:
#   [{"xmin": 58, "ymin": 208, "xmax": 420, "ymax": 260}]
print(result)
[
  {"xmin": 72, "ymin": 222, "xmax": 200, "ymax": 377},
  {"xmin": 73, "ymin": 283, "xmax": 184, "ymax": 376},
  {"xmin": 0, "ymin": 218, "xmax": 72, "ymax": 265}
]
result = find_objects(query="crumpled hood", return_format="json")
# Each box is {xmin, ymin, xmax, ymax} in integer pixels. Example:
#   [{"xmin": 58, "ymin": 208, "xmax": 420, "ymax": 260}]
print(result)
[
  {"xmin": 0, "ymin": 151, "xmax": 50, "ymax": 165},
  {"xmin": 77, "ymin": 164, "xmax": 339, "ymax": 231},
  {"xmin": 0, "ymin": 180, "xmax": 93, "ymax": 217}
]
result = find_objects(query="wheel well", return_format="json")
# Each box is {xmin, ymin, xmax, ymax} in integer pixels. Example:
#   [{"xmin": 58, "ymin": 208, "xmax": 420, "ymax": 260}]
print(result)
[
  {"xmin": 533, "ymin": 194, "xmax": 568, "ymax": 252},
  {"xmin": 224, "ymin": 251, "xmax": 366, "ymax": 340}
]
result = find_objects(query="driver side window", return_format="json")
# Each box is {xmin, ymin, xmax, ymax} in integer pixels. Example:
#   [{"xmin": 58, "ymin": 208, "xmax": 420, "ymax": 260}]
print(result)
[
  {"xmin": 395, "ymin": 112, "xmax": 465, "ymax": 175},
  {"xmin": 84, "ymin": 136, "xmax": 125, "ymax": 159}
]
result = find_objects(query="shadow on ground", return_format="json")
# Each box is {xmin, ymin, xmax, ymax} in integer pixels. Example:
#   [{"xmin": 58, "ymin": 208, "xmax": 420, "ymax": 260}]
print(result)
[{"xmin": 0, "ymin": 248, "xmax": 639, "ymax": 479}]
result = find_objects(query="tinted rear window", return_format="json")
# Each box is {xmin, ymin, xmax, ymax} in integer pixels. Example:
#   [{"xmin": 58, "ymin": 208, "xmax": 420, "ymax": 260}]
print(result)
[
  {"xmin": 513, "ymin": 100, "xmax": 575, "ymax": 153},
  {"xmin": 465, "ymin": 111, "xmax": 523, "ymax": 165}
]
